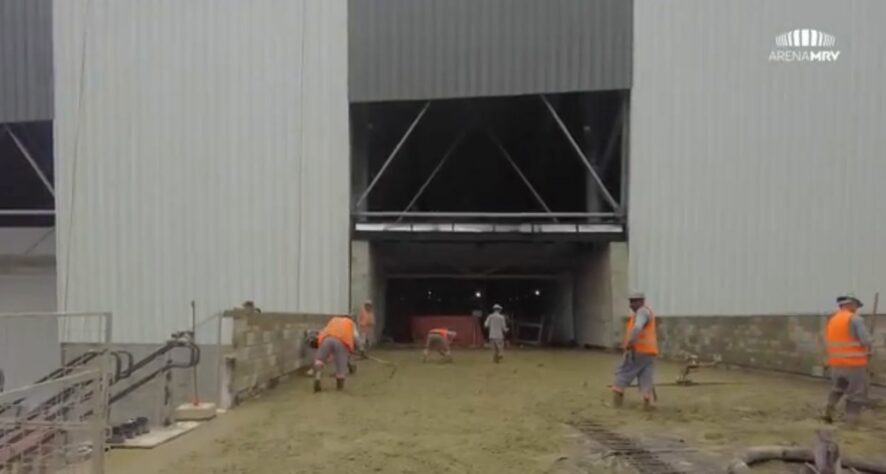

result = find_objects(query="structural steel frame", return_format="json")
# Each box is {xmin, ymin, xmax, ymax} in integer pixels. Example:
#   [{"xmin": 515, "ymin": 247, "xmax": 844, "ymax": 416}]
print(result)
[
  {"xmin": 352, "ymin": 94, "xmax": 626, "ymax": 230},
  {"xmin": 1, "ymin": 124, "xmax": 55, "ymax": 217}
]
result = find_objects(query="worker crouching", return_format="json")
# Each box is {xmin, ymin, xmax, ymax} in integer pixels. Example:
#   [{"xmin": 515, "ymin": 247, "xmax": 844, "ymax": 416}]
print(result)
[
  {"xmin": 824, "ymin": 294, "xmax": 872, "ymax": 425},
  {"xmin": 612, "ymin": 292, "xmax": 658, "ymax": 410},
  {"xmin": 423, "ymin": 328, "xmax": 457, "ymax": 363},
  {"xmin": 311, "ymin": 316, "xmax": 362, "ymax": 393}
]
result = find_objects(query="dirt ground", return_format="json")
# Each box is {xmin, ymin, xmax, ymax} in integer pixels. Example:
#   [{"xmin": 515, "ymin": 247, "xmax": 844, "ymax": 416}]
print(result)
[{"xmin": 106, "ymin": 350, "xmax": 886, "ymax": 474}]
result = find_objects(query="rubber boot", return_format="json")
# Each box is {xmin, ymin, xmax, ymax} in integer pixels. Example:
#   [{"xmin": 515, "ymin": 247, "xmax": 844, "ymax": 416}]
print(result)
[
  {"xmin": 643, "ymin": 397, "xmax": 655, "ymax": 411},
  {"xmin": 313, "ymin": 380, "xmax": 322, "ymax": 393},
  {"xmin": 348, "ymin": 362, "xmax": 356, "ymax": 375},
  {"xmin": 612, "ymin": 391, "xmax": 624, "ymax": 408},
  {"xmin": 336, "ymin": 378, "xmax": 345, "ymax": 391},
  {"xmin": 822, "ymin": 404, "xmax": 836, "ymax": 424}
]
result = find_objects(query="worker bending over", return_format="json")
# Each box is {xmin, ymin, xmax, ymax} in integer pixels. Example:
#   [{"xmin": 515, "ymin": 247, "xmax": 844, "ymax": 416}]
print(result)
[
  {"xmin": 823, "ymin": 294, "xmax": 872, "ymax": 425},
  {"xmin": 311, "ymin": 316, "xmax": 362, "ymax": 392},
  {"xmin": 612, "ymin": 292, "xmax": 658, "ymax": 410},
  {"xmin": 484, "ymin": 304, "xmax": 509, "ymax": 363},
  {"xmin": 358, "ymin": 300, "xmax": 376, "ymax": 355},
  {"xmin": 423, "ymin": 328, "xmax": 457, "ymax": 363}
]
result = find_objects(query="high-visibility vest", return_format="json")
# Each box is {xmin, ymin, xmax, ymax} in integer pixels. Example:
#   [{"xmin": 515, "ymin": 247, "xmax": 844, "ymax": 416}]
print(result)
[
  {"xmin": 430, "ymin": 328, "xmax": 449, "ymax": 340},
  {"xmin": 624, "ymin": 307, "xmax": 658, "ymax": 356},
  {"xmin": 318, "ymin": 317, "xmax": 356, "ymax": 352},
  {"xmin": 359, "ymin": 307, "xmax": 375, "ymax": 328},
  {"xmin": 825, "ymin": 310, "xmax": 868, "ymax": 367}
]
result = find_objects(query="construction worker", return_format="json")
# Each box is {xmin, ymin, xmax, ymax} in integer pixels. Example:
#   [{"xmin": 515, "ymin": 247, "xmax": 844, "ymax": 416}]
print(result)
[
  {"xmin": 311, "ymin": 316, "xmax": 362, "ymax": 392},
  {"xmin": 484, "ymin": 304, "xmax": 509, "ymax": 363},
  {"xmin": 823, "ymin": 294, "xmax": 873, "ymax": 424},
  {"xmin": 422, "ymin": 328, "xmax": 457, "ymax": 363},
  {"xmin": 612, "ymin": 292, "xmax": 658, "ymax": 410},
  {"xmin": 358, "ymin": 300, "xmax": 376, "ymax": 354}
]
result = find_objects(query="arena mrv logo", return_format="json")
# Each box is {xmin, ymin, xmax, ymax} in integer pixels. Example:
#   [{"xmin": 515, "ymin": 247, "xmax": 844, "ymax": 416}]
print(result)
[{"xmin": 769, "ymin": 28, "xmax": 841, "ymax": 62}]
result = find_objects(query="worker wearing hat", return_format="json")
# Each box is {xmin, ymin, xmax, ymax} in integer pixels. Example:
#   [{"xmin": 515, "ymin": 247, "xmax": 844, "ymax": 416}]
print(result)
[
  {"xmin": 823, "ymin": 293, "xmax": 873, "ymax": 424},
  {"xmin": 612, "ymin": 292, "xmax": 658, "ymax": 410},
  {"xmin": 484, "ymin": 304, "xmax": 509, "ymax": 363}
]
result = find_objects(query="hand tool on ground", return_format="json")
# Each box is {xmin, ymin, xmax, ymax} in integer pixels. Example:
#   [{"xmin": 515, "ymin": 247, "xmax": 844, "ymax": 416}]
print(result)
[{"xmin": 363, "ymin": 353, "xmax": 398, "ymax": 378}]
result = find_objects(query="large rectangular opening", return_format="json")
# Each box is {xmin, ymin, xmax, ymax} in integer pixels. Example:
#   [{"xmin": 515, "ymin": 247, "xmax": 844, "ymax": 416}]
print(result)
[
  {"xmin": 350, "ymin": 91, "xmax": 628, "ymax": 234},
  {"xmin": 354, "ymin": 240, "xmax": 626, "ymax": 349}
]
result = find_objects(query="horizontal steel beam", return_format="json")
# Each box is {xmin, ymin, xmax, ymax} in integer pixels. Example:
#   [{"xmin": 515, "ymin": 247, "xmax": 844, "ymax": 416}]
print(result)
[
  {"xmin": 355, "ymin": 212, "xmax": 616, "ymax": 218},
  {"xmin": 0, "ymin": 210, "xmax": 55, "ymax": 216},
  {"xmin": 387, "ymin": 274, "xmax": 561, "ymax": 280}
]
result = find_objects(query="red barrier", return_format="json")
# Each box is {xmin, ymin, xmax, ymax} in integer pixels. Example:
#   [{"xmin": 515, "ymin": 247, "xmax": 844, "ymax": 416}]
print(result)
[{"xmin": 410, "ymin": 315, "xmax": 484, "ymax": 347}]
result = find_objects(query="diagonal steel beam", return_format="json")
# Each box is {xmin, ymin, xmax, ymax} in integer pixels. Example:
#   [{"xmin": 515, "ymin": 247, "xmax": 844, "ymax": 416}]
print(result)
[
  {"xmin": 539, "ymin": 95, "xmax": 618, "ymax": 210},
  {"xmin": 486, "ymin": 132, "xmax": 557, "ymax": 222},
  {"xmin": 397, "ymin": 131, "xmax": 467, "ymax": 223},
  {"xmin": 4, "ymin": 125, "xmax": 55, "ymax": 198},
  {"xmin": 355, "ymin": 101, "xmax": 431, "ymax": 208},
  {"xmin": 598, "ymin": 105, "xmax": 625, "ymax": 173}
]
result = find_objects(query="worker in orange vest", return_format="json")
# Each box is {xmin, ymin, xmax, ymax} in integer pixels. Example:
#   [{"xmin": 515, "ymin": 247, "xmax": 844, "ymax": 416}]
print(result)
[
  {"xmin": 823, "ymin": 294, "xmax": 873, "ymax": 424},
  {"xmin": 358, "ymin": 300, "xmax": 376, "ymax": 355},
  {"xmin": 310, "ymin": 316, "xmax": 363, "ymax": 392},
  {"xmin": 422, "ymin": 328, "xmax": 457, "ymax": 363},
  {"xmin": 612, "ymin": 292, "xmax": 658, "ymax": 410}
]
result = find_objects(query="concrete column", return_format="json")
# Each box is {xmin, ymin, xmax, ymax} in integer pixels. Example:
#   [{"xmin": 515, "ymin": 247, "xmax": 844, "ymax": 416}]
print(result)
[
  {"xmin": 350, "ymin": 240, "xmax": 373, "ymax": 314},
  {"xmin": 572, "ymin": 241, "xmax": 628, "ymax": 348}
]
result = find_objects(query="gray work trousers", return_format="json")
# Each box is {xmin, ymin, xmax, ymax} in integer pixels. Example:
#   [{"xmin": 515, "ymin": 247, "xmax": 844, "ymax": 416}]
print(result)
[
  {"xmin": 490, "ymin": 337, "xmax": 504, "ymax": 355},
  {"xmin": 613, "ymin": 353, "xmax": 656, "ymax": 399},
  {"xmin": 827, "ymin": 366, "xmax": 868, "ymax": 406},
  {"xmin": 314, "ymin": 337, "xmax": 349, "ymax": 378}
]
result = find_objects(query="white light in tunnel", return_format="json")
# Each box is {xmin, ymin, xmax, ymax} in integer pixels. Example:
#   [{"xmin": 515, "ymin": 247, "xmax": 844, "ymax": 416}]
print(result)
[
  {"xmin": 534, "ymin": 289, "xmax": 541, "ymax": 296},
  {"xmin": 474, "ymin": 291, "xmax": 482, "ymax": 298}
]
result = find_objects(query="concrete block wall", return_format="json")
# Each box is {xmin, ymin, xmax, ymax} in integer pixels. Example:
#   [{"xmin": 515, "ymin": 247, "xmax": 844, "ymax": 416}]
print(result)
[
  {"xmin": 227, "ymin": 311, "xmax": 331, "ymax": 403},
  {"xmin": 656, "ymin": 314, "xmax": 886, "ymax": 385}
]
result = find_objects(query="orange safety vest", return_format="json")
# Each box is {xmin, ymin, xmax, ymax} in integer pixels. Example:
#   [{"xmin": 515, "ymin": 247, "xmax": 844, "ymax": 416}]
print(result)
[
  {"xmin": 318, "ymin": 316, "xmax": 356, "ymax": 353},
  {"xmin": 623, "ymin": 307, "xmax": 658, "ymax": 356},
  {"xmin": 359, "ymin": 307, "xmax": 375, "ymax": 328},
  {"xmin": 825, "ymin": 309, "xmax": 868, "ymax": 367},
  {"xmin": 430, "ymin": 328, "xmax": 449, "ymax": 340}
]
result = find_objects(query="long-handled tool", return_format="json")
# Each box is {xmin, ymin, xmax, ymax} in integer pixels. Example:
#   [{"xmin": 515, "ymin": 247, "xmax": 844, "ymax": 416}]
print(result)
[{"xmin": 363, "ymin": 353, "xmax": 398, "ymax": 379}]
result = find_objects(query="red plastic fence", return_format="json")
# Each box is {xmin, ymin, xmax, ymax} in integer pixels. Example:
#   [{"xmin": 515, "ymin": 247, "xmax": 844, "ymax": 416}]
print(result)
[{"xmin": 410, "ymin": 315, "xmax": 484, "ymax": 347}]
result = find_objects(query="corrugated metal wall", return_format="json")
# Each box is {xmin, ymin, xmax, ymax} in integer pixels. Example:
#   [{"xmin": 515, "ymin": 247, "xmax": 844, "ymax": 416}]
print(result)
[
  {"xmin": 54, "ymin": 0, "xmax": 350, "ymax": 343},
  {"xmin": 630, "ymin": 0, "xmax": 886, "ymax": 316},
  {"xmin": 0, "ymin": 0, "xmax": 53, "ymax": 123},
  {"xmin": 348, "ymin": 0, "xmax": 632, "ymax": 102}
]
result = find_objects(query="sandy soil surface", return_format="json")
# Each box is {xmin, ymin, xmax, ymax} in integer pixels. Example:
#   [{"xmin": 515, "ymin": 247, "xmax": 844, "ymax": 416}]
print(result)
[{"xmin": 106, "ymin": 350, "xmax": 886, "ymax": 474}]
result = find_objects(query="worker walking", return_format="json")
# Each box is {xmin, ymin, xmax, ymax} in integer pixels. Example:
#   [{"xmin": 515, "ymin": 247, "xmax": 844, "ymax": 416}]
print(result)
[
  {"xmin": 484, "ymin": 304, "xmax": 509, "ymax": 363},
  {"xmin": 358, "ymin": 300, "xmax": 376, "ymax": 355},
  {"xmin": 311, "ymin": 316, "xmax": 362, "ymax": 393},
  {"xmin": 823, "ymin": 294, "xmax": 872, "ymax": 425},
  {"xmin": 612, "ymin": 292, "xmax": 658, "ymax": 410},
  {"xmin": 422, "ymin": 328, "xmax": 457, "ymax": 363}
]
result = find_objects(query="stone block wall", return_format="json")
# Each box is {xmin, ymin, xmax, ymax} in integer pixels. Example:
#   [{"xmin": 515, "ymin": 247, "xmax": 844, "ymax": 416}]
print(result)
[
  {"xmin": 226, "ymin": 311, "xmax": 332, "ymax": 403},
  {"xmin": 655, "ymin": 314, "xmax": 886, "ymax": 385}
]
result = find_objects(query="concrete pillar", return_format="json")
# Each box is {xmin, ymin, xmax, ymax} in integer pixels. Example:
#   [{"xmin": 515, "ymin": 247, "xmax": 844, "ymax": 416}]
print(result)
[
  {"xmin": 350, "ymin": 240, "xmax": 373, "ymax": 314},
  {"xmin": 572, "ymin": 241, "xmax": 628, "ymax": 348}
]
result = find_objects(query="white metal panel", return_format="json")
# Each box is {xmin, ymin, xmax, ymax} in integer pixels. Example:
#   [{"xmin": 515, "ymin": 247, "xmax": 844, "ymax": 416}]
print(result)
[
  {"xmin": 54, "ymin": 0, "xmax": 350, "ymax": 343},
  {"xmin": 630, "ymin": 0, "xmax": 886, "ymax": 316}
]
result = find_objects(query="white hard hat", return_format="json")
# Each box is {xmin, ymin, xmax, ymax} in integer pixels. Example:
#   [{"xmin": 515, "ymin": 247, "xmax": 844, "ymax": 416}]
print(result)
[{"xmin": 628, "ymin": 292, "xmax": 645, "ymax": 301}]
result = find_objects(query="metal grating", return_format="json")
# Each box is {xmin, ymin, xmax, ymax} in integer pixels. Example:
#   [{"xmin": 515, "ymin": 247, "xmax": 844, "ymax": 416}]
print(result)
[{"xmin": 573, "ymin": 421, "xmax": 689, "ymax": 474}]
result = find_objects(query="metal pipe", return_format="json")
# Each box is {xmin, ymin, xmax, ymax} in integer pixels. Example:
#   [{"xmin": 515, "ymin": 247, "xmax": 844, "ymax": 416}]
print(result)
[
  {"xmin": 539, "ymin": 95, "xmax": 619, "ymax": 210},
  {"xmin": 397, "ymin": 132, "xmax": 466, "ymax": 223},
  {"xmin": 487, "ymin": 132, "xmax": 556, "ymax": 221},
  {"xmin": 355, "ymin": 212, "xmax": 615, "ymax": 218},
  {"xmin": 4, "ymin": 125, "xmax": 55, "ymax": 197},
  {"xmin": 355, "ymin": 101, "xmax": 431, "ymax": 208},
  {"xmin": 0, "ymin": 210, "xmax": 54, "ymax": 216}
]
